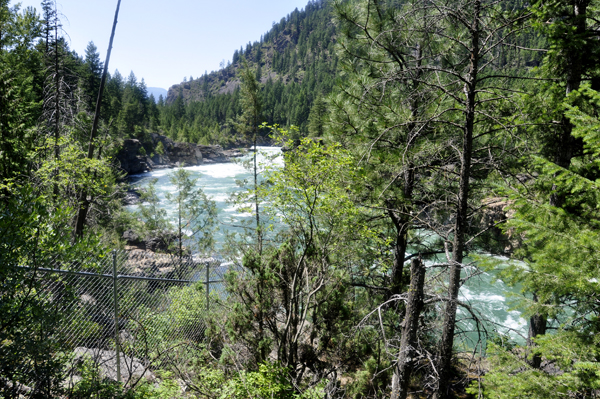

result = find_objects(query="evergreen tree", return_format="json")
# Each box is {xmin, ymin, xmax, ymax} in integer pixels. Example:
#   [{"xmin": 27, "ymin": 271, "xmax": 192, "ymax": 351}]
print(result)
[
  {"xmin": 236, "ymin": 58, "xmax": 264, "ymax": 251},
  {"xmin": 332, "ymin": 0, "xmax": 529, "ymax": 397},
  {"xmin": 165, "ymin": 168, "xmax": 217, "ymax": 258},
  {"xmin": 517, "ymin": 0, "xmax": 600, "ymax": 366},
  {"xmin": 0, "ymin": 1, "xmax": 40, "ymax": 182},
  {"xmin": 80, "ymin": 41, "xmax": 103, "ymax": 112},
  {"xmin": 480, "ymin": 83, "xmax": 600, "ymax": 397}
]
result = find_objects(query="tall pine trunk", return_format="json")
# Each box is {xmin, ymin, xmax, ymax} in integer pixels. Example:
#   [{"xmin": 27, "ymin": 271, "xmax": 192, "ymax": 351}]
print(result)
[
  {"xmin": 389, "ymin": 46, "xmax": 422, "ymax": 298},
  {"xmin": 435, "ymin": 1, "xmax": 479, "ymax": 397},
  {"xmin": 74, "ymin": 0, "xmax": 121, "ymax": 238},
  {"xmin": 391, "ymin": 258, "xmax": 426, "ymax": 399}
]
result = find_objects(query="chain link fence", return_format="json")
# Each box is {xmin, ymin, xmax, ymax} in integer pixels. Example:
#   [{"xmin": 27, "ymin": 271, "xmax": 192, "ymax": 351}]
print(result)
[{"xmin": 3, "ymin": 249, "xmax": 226, "ymax": 397}]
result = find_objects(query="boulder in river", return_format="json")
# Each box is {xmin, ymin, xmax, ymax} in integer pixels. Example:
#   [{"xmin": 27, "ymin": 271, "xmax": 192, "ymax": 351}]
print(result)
[{"xmin": 123, "ymin": 188, "xmax": 143, "ymax": 205}]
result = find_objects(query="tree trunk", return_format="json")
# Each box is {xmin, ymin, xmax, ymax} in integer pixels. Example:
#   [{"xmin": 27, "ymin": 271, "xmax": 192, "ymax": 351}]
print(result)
[
  {"xmin": 52, "ymin": 18, "xmax": 60, "ymax": 199},
  {"xmin": 388, "ymin": 86, "xmax": 419, "ymax": 299},
  {"xmin": 526, "ymin": 293, "xmax": 547, "ymax": 368},
  {"xmin": 254, "ymin": 131, "xmax": 262, "ymax": 254},
  {"xmin": 391, "ymin": 258, "xmax": 426, "ymax": 399},
  {"xmin": 74, "ymin": 0, "xmax": 121, "ymax": 238},
  {"xmin": 388, "ymin": 205, "xmax": 410, "ymax": 298},
  {"xmin": 435, "ymin": 2, "xmax": 480, "ymax": 397}
]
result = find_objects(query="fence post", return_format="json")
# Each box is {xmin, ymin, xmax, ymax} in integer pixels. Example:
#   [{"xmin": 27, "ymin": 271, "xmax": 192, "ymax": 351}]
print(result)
[
  {"xmin": 206, "ymin": 261, "xmax": 210, "ymax": 312},
  {"xmin": 112, "ymin": 250, "xmax": 121, "ymax": 384}
]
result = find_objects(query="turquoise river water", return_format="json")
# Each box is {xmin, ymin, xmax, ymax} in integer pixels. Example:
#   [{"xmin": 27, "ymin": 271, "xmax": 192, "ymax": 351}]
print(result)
[{"xmin": 126, "ymin": 146, "xmax": 528, "ymax": 348}]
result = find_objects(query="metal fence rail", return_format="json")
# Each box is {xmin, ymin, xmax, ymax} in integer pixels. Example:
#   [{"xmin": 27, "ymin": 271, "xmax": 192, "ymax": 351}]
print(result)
[{"xmin": 5, "ymin": 249, "xmax": 225, "ymax": 397}]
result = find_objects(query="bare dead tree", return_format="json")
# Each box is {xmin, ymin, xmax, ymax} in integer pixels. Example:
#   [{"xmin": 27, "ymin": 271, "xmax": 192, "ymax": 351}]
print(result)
[
  {"xmin": 74, "ymin": 0, "xmax": 121, "ymax": 238},
  {"xmin": 39, "ymin": 0, "xmax": 76, "ymax": 198}
]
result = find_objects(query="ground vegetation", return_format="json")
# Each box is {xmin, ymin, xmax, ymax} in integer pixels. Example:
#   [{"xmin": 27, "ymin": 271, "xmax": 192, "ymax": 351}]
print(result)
[{"xmin": 1, "ymin": 0, "xmax": 600, "ymax": 397}]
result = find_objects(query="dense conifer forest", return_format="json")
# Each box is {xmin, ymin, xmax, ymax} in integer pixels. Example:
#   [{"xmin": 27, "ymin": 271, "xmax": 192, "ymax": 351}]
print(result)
[
  {"xmin": 1, "ymin": 0, "xmax": 600, "ymax": 398},
  {"xmin": 160, "ymin": 0, "xmax": 338, "ymax": 144}
]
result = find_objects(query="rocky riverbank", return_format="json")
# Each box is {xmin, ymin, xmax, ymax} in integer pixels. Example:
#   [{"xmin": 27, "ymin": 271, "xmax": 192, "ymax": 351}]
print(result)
[{"xmin": 116, "ymin": 133, "xmax": 243, "ymax": 175}]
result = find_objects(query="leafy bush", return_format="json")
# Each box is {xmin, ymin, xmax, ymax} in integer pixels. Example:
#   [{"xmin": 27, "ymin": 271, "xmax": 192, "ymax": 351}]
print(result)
[
  {"xmin": 0, "ymin": 187, "xmax": 105, "ymax": 397},
  {"xmin": 345, "ymin": 356, "xmax": 392, "ymax": 399},
  {"xmin": 155, "ymin": 141, "xmax": 165, "ymax": 155},
  {"xmin": 472, "ymin": 330, "xmax": 600, "ymax": 398},
  {"xmin": 140, "ymin": 283, "xmax": 208, "ymax": 352},
  {"xmin": 189, "ymin": 362, "xmax": 326, "ymax": 399},
  {"xmin": 70, "ymin": 359, "xmax": 184, "ymax": 399}
]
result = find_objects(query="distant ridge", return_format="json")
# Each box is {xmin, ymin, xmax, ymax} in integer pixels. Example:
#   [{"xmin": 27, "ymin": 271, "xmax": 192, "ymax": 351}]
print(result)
[
  {"xmin": 147, "ymin": 87, "xmax": 168, "ymax": 101},
  {"xmin": 163, "ymin": 0, "xmax": 335, "ymax": 132}
]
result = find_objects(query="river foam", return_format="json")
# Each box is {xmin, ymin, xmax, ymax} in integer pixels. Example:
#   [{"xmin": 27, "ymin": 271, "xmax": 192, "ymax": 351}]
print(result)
[{"xmin": 128, "ymin": 146, "xmax": 528, "ymax": 346}]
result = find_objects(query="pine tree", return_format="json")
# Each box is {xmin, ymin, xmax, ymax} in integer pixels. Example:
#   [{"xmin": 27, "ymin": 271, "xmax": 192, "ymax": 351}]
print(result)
[
  {"xmin": 236, "ymin": 58, "xmax": 264, "ymax": 252},
  {"xmin": 332, "ymin": 0, "xmax": 528, "ymax": 396},
  {"xmin": 80, "ymin": 41, "xmax": 103, "ymax": 112},
  {"xmin": 165, "ymin": 168, "xmax": 217, "ymax": 259},
  {"xmin": 0, "ymin": 1, "xmax": 39, "ymax": 182}
]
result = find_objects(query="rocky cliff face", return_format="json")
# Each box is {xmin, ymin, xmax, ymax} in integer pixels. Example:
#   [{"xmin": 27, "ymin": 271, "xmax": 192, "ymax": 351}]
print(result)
[
  {"xmin": 116, "ymin": 133, "xmax": 242, "ymax": 175},
  {"xmin": 117, "ymin": 139, "xmax": 149, "ymax": 175}
]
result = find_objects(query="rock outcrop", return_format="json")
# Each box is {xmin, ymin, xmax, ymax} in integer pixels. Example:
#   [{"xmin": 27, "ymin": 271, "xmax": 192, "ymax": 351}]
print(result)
[
  {"xmin": 123, "ymin": 187, "xmax": 143, "ymax": 205},
  {"xmin": 481, "ymin": 197, "xmax": 518, "ymax": 254},
  {"xmin": 73, "ymin": 347, "xmax": 155, "ymax": 382},
  {"xmin": 116, "ymin": 139, "xmax": 149, "ymax": 175},
  {"xmin": 122, "ymin": 229, "xmax": 175, "ymax": 253},
  {"xmin": 116, "ymin": 133, "xmax": 242, "ymax": 175}
]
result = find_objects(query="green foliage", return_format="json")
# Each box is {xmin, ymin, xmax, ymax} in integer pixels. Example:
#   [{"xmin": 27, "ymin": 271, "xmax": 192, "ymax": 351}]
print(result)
[
  {"xmin": 0, "ymin": 2, "xmax": 41, "ymax": 182},
  {"xmin": 69, "ymin": 357, "xmax": 124, "ymax": 399},
  {"xmin": 221, "ymin": 127, "xmax": 380, "ymax": 390},
  {"xmin": 34, "ymin": 115, "xmax": 121, "ymax": 233},
  {"xmin": 483, "ymin": 80, "xmax": 600, "ymax": 399},
  {"xmin": 165, "ymin": 167, "xmax": 218, "ymax": 256},
  {"xmin": 345, "ymin": 356, "xmax": 392, "ymax": 399},
  {"xmin": 565, "ymin": 82, "xmax": 600, "ymax": 159},
  {"xmin": 117, "ymin": 72, "xmax": 152, "ymax": 135},
  {"xmin": 495, "ymin": 83, "xmax": 600, "ymax": 323},
  {"xmin": 144, "ymin": 283, "xmax": 208, "ymax": 345},
  {"xmin": 529, "ymin": 0, "xmax": 600, "ymax": 83},
  {"xmin": 70, "ymin": 359, "xmax": 184, "ymax": 399},
  {"xmin": 190, "ymin": 361, "xmax": 326, "ymax": 399},
  {"xmin": 474, "ymin": 332, "xmax": 600, "ymax": 398},
  {"xmin": 262, "ymin": 126, "xmax": 378, "ymax": 250},
  {"xmin": 155, "ymin": 140, "xmax": 165, "ymax": 155},
  {"xmin": 235, "ymin": 58, "xmax": 263, "ymax": 137},
  {"xmin": 0, "ymin": 185, "xmax": 103, "ymax": 397},
  {"xmin": 220, "ymin": 362, "xmax": 293, "ymax": 399},
  {"xmin": 307, "ymin": 95, "xmax": 327, "ymax": 137},
  {"xmin": 79, "ymin": 41, "xmax": 103, "ymax": 112},
  {"xmin": 136, "ymin": 178, "xmax": 169, "ymax": 235},
  {"xmin": 165, "ymin": 284, "xmax": 207, "ymax": 339}
]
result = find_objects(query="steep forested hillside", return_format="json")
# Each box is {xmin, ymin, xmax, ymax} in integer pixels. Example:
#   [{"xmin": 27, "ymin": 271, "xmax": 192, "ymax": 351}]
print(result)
[
  {"xmin": 156, "ymin": 0, "xmax": 547, "ymax": 147},
  {"xmin": 158, "ymin": 0, "xmax": 337, "ymax": 145}
]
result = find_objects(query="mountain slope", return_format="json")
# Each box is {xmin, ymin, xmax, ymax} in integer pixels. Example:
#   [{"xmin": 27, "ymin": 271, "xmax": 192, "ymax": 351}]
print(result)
[{"xmin": 158, "ymin": 0, "xmax": 338, "ymax": 143}]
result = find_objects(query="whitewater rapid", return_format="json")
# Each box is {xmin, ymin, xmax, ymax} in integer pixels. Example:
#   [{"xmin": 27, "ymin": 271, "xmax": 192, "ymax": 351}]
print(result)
[{"xmin": 126, "ymin": 146, "xmax": 527, "ymax": 346}]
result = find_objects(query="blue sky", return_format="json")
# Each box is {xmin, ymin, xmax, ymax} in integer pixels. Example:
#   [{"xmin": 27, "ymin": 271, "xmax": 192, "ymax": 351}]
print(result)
[{"xmin": 11, "ymin": 0, "xmax": 312, "ymax": 90}]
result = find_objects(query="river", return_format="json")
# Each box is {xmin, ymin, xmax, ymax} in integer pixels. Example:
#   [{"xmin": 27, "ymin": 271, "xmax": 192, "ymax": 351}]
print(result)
[{"xmin": 126, "ymin": 146, "xmax": 527, "ymax": 347}]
